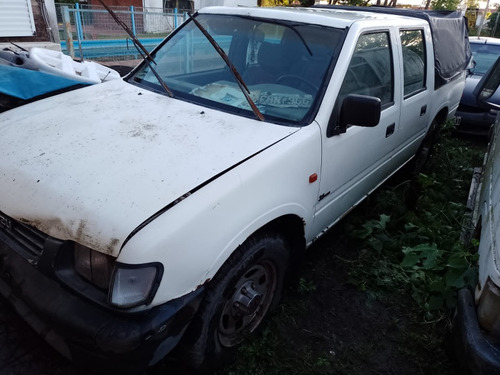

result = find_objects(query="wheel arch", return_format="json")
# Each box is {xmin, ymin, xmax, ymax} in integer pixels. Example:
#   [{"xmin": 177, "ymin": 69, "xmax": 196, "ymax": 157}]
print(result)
[
  {"xmin": 210, "ymin": 213, "xmax": 307, "ymax": 285},
  {"xmin": 434, "ymin": 106, "xmax": 449, "ymax": 127},
  {"xmin": 250, "ymin": 214, "xmax": 306, "ymax": 277}
]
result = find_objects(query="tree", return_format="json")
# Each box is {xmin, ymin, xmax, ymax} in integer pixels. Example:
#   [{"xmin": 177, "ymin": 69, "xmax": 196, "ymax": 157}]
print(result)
[
  {"xmin": 488, "ymin": 9, "xmax": 500, "ymax": 37},
  {"xmin": 430, "ymin": 0, "xmax": 461, "ymax": 10},
  {"xmin": 467, "ymin": 0, "xmax": 479, "ymax": 8},
  {"xmin": 328, "ymin": 0, "xmax": 371, "ymax": 5},
  {"xmin": 259, "ymin": 0, "xmax": 288, "ymax": 6},
  {"xmin": 375, "ymin": 0, "xmax": 398, "ymax": 6}
]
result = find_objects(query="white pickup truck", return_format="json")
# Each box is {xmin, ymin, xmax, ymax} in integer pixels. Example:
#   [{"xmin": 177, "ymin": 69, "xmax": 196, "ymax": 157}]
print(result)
[{"xmin": 0, "ymin": 5, "xmax": 470, "ymax": 373}]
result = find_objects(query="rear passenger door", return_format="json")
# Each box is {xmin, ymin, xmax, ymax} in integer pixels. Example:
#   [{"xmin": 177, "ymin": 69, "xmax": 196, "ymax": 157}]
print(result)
[
  {"xmin": 397, "ymin": 28, "xmax": 430, "ymax": 152},
  {"xmin": 314, "ymin": 30, "xmax": 402, "ymax": 232}
]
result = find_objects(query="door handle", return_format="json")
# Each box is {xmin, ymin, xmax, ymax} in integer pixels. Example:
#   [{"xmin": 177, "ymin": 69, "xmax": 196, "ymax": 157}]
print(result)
[
  {"xmin": 386, "ymin": 123, "xmax": 395, "ymax": 137},
  {"xmin": 420, "ymin": 105, "xmax": 427, "ymax": 116}
]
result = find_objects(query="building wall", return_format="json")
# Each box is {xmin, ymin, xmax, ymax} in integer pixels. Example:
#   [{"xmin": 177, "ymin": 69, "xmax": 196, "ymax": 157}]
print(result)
[
  {"xmin": 143, "ymin": 0, "xmax": 163, "ymax": 8},
  {"xmin": 0, "ymin": 0, "xmax": 60, "ymax": 50}
]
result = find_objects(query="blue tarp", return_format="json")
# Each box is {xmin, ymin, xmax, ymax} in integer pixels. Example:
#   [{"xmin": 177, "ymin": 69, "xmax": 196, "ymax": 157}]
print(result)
[{"xmin": 0, "ymin": 65, "xmax": 90, "ymax": 100}]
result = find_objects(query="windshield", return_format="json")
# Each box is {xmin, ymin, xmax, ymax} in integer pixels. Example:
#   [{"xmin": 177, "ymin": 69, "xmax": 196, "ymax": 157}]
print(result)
[
  {"xmin": 129, "ymin": 14, "xmax": 343, "ymax": 125},
  {"xmin": 471, "ymin": 42, "xmax": 500, "ymax": 75}
]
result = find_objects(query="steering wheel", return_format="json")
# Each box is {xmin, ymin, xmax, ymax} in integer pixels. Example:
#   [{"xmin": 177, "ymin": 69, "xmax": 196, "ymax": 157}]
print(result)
[{"xmin": 276, "ymin": 74, "xmax": 319, "ymax": 93}]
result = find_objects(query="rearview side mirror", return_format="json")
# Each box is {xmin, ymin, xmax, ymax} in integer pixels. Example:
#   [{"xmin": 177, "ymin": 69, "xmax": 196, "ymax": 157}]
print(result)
[{"xmin": 327, "ymin": 94, "xmax": 381, "ymax": 137}]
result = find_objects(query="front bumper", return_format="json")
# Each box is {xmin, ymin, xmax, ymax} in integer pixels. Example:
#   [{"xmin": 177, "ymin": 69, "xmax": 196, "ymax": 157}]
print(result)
[
  {"xmin": 0, "ymin": 223, "xmax": 204, "ymax": 374},
  {"xmin": 453, "ymin": 288, "xmax": 500, "ymax": 375}
]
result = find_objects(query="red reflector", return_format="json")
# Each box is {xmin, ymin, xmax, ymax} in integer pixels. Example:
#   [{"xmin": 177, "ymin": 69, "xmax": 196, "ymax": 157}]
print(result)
[{"xmin": 309, "ymin": 173, "xmax": 318, "ymax": 183}]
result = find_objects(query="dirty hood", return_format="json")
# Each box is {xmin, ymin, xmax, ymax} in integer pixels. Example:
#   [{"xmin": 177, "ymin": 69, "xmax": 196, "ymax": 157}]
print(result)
[{"xmin": 0, "ymin": 79, "xmax": 297, "ymax": 256}]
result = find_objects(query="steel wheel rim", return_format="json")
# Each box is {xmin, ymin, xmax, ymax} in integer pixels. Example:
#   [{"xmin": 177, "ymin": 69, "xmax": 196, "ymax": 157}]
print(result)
[{"xmin": 218, "ymin": 260, "xmax": 278, "ymax": 347}]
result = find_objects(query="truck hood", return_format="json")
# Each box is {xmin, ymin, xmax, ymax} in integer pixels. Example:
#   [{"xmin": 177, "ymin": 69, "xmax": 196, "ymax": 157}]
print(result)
[{"xmin": 0, "ymin": 79, "xmax": 297, "ymax": 256}]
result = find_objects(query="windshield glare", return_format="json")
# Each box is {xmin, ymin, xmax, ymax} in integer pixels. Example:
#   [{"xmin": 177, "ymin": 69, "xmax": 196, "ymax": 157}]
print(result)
[
  {"xmin": 471, "ymin": 42, "xmax": 500, "ymax": 75},
  {"xmin": 130, "ymin": 14, "xmax": 343, "ymax": 125}
]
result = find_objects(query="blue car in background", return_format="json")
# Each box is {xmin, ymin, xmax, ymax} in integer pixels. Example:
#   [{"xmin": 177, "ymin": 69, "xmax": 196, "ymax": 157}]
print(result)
[{"xmin": 455, "ymin": 37, "xmax": 500, "ymax": 137}]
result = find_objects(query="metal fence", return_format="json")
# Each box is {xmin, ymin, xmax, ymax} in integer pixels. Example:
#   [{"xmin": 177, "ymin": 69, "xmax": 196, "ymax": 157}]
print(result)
[{"xmin": 56, "ymin": 3, "xmax": 189, "ymax": 62}]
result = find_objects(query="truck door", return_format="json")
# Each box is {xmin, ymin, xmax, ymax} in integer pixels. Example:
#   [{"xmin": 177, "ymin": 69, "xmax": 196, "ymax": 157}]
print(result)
[
  {"xmin": 312, "ymin": 30, "xmax": 402, "ymax": 234},
  {"xmin": 397, "ymin": 28, "xmax": 430, "ymax": 152}
]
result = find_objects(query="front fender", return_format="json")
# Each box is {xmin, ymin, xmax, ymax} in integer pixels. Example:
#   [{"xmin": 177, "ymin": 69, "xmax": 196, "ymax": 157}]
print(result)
[{"xmin": 117, "ymin": 124, "xmax": 322, "ymax": 305}]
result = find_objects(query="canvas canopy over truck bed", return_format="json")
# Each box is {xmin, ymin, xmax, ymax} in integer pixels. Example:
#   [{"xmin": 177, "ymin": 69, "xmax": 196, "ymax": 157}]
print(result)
[{"xmin": 315, "ymin": 5, "xmax": 472, "ymax": 88}]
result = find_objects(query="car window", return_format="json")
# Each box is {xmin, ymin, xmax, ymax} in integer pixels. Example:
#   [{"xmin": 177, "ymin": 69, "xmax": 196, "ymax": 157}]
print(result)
[
  {"xmin": 338, "ymin": 32, "xmax": 393, "ymax": 107},
  {"xmin": 400, "ymin": 29, "xmax": 426, "ymax": 97},
  {"xmin": 471, "ymin": 42, "xmax": 500, "ymax": 75},
  {"xmin": 130, "ymin": 15, "xmax": 344, "ymax": 126}
]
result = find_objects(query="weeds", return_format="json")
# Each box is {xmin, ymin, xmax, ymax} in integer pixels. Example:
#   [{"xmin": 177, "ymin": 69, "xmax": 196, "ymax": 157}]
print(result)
[
  {"xmin": 346, "ymin": 124, "xmax": 483, "ymax": 320},
  {"xmin": 349, "ymin": 211, "xmax": 478, "ymax": 319}
]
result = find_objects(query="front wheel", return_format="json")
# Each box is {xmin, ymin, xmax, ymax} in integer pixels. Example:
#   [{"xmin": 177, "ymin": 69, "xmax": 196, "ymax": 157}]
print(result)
[{"xmin": 180, "ymin": 232, "xmax": 290, "ymax": 371}]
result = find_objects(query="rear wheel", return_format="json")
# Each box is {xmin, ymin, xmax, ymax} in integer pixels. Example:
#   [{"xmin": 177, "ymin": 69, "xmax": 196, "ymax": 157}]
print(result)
[
  {"xmin": 412, "ymin": 119, "xmax": 439, "ymax": 175},
  {"xmin": 180, "ymin": 232, "xmax": 290, "ymax": 371},
  {"xmin": 404, "ymin": 119, "xmax": 440, "ymax": 208}
]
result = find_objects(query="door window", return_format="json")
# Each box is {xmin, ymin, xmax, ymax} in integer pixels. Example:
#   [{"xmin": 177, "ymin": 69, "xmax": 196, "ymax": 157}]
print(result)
[
  {"xmin": 338, "ymin": 32, "xmax": 394, "ymax": 107},
  {"xmin": 400, "ymin": 29, "xmax": 426, "ymax": 97}
]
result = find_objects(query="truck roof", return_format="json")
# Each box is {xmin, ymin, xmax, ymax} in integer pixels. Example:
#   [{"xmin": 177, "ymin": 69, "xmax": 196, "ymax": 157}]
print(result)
[{"xmin": 199, "ymin": 6, "xmax": 427, "ymax": 29}]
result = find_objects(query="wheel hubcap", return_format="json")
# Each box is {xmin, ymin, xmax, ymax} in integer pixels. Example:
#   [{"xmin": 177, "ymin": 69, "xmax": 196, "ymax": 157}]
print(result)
[
  {"xmin": 218, "ymin": 261, "xmax": 277, "ymax": 347},
  {"xmin": 232, "ymin": 280, "xmax": 262, "ymax": 316}
]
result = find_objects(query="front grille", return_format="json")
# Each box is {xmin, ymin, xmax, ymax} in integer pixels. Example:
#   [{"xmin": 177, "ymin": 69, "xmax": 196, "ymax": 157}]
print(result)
[{"xmin": 0, "ymin": 212, "xmax": 47, "ymax": 262}]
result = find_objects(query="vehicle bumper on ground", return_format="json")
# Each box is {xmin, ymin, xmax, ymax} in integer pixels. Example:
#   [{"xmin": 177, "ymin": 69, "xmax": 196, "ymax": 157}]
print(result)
[
  {"xmin": 0, "ymin": 229, "xmax": 204, "ymax": 374},
  {"xmin": 455, "ymin": 109, "xmax": 496, "ymax": 137},
  {"xmin": 453, "ymin": 288, "xmax": 500, "ymax": 375}
]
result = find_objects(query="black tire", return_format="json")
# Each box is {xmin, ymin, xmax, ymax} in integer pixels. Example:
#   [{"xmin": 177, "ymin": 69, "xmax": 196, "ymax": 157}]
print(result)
[
  {"xmin": 412, "ymin": 119, "xmax": 439, "ymax": 176},
  {"xmin": 180, "ymin": 232, "xmax": 290, "ymax": 372}
]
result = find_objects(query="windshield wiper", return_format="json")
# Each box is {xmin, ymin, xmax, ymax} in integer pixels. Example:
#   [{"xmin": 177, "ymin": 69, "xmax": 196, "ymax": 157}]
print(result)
[
  {"xmin": 188, "ymin": 13, "xmax": 265, "ymax": 121},
  {"xmin": 97, "ymin": 0, "xmax": 174, "ymax": 97}
]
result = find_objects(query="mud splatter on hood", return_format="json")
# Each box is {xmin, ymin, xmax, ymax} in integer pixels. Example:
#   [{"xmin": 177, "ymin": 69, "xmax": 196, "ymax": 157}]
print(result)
[{"xmin": 0, "ymin": 79, "xmax": 297, "ymax": 256}]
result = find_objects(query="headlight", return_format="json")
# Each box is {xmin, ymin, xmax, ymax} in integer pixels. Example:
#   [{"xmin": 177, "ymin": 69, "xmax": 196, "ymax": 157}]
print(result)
[
  {"xmin": 74, "ymin": 243, "xmax": 114, "ymax": 290},
  {"xmin": 74, "ymin": 243, "xmax": 163, "ymax": 309},
  {"xmin": 477, "ymin": 277, "xmax": 500, "ymax": 336},
  {"xmin": 110, "ymin": 263, "xmax": 163, "ymax": 308}
]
